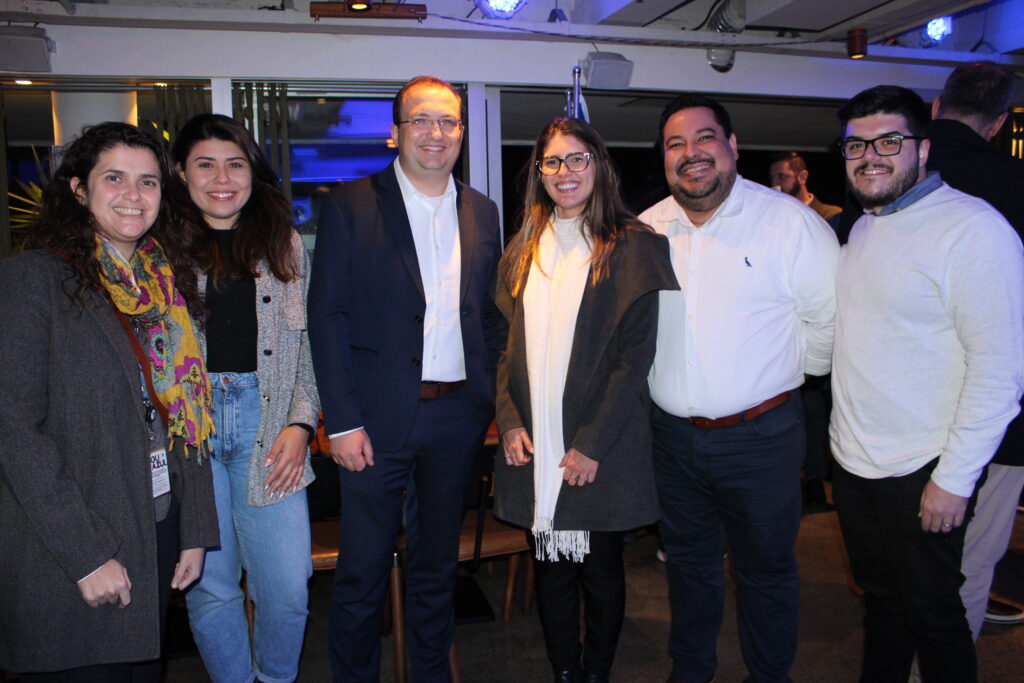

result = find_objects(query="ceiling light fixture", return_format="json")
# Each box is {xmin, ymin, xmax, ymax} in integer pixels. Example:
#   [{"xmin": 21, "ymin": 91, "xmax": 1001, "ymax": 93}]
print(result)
[
  {"xmin": 309, "ymin": 2, "xmax": 426, "ymax": 20},
  {"xmin": 15, "ymin": 79, "xmax": 33, "ymax": 85},
  {"xmin": 475, "ymin": 0, "xmax": 527, "ymax": 20},
  {"xmin": 925, "ymin": 16, "xmax": 953, "ymax": 44},
  {"xmin": 847, "ymin": 28, "xmax": 867, "ymax": 59}
]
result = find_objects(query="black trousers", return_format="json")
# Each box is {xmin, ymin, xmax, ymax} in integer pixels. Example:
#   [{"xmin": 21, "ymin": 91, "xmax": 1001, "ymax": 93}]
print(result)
[
  {"xmin": 533, "ymin": 530, "xmax": 626, "ymax": 676},
  {"xmin": 800, "ymin": 377, "xmax": 830, "ymax": 481},
  {"xmin": 833, "ymin": 461, "xmax": 977, "ymax": 683}
]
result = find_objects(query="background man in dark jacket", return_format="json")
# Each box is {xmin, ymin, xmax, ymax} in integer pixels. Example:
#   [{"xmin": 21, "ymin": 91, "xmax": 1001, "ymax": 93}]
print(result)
[{"xmin": 927, "ymin": 60, "xmax": 1024, "ymax": 633}]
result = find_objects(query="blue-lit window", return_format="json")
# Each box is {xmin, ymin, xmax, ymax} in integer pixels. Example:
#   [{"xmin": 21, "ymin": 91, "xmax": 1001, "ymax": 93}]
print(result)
[{"xmin": 282, "ymin": 97, "xmax": 397, "ymax": 234}]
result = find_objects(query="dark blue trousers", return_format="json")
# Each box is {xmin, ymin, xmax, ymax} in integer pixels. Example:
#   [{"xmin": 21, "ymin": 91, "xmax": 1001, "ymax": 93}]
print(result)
[
  {"xmin": 652, "ymin": 395, "xmax": 804, "ymax": 683},
  {"xmin": 833, "ymin": 461, "xmax": 977, "ymax": 683},
  {"xmin": 328, "ymin": 390, "xmax": 488, "ymax": 683}
]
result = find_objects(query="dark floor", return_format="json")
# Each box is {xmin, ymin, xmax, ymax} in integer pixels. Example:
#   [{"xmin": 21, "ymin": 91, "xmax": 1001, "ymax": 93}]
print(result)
[{"xmin": 165, "ymin": 502, "xmax": 1024, "ymax": 682}]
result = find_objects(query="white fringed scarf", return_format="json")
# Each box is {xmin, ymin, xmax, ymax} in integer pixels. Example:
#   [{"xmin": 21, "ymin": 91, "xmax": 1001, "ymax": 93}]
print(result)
[{"xmin": 523, "ymin": 215, "xmax": 592, "ymax": 562}]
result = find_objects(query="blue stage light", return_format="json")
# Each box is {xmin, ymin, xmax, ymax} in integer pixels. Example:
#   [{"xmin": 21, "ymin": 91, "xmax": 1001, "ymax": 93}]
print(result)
[
  {"xmin": 475, "ymin": 0, "xmax": 527, "ymax": 20},
  {"xmin": 925, "ymin": 16, "xmax": 953, "ymax": 43}
]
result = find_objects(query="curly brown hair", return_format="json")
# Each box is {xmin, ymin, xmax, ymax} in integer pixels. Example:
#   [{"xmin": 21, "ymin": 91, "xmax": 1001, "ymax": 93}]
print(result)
[{"xmin": 26, "ymin": 121, "xmax": 202, "ymax": 315}]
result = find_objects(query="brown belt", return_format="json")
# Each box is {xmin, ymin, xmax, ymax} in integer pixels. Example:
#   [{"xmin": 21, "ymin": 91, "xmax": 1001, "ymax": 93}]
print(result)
[
  {"xmin": 684, "ymin": 391, "xmax": 791, "ymax": 429},
  {"xmin": 419, "ymin": 380, "xmax": 466, "ymax": 400}
]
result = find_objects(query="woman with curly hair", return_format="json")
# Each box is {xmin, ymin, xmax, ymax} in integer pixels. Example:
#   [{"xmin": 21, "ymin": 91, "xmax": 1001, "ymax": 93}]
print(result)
[
  {"xmin": 494, "ymin": 117, "xmax": 678, "ymax": 683},
  {"xmin": 171, "ymin": 113, "xmax": 319, "ymax": 683},
  {"xmin": 0, "ymin": 121, "xmax": 220, "ymax": 681}
]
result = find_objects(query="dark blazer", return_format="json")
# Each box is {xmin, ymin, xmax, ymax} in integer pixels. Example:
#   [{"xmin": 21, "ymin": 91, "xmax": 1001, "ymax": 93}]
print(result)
[
  {"xmin": 0, "ymin": 251, "xmax": 219, "ymax": 672},
  {"xmin": 927, "ymin": 117, "xmax": 1024, "ymax": 467},
  {"xmin": 493, "ymin": 229, "xmax": 679, "ymax": 532},
  {"xmin": 927, "ymin": 118, "xmax": 1024, "ymax": 232},
  {"xmin": 307, "ymin": 163, "xmax": 503, "ymax": 451}
]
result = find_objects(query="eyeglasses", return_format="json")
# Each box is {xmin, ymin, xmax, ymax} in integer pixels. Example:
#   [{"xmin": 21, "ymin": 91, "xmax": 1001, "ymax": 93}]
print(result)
[
  {"xmin": 397, "ymin": 117, "xmax": 463, "ymax": 134},
  {"xmin": 839, "ymin": 134, "xmax": 924, "ymax": 160},
  {"xmin": 536, "ymin": 152, "xmax": 593, "ymax": 176}
]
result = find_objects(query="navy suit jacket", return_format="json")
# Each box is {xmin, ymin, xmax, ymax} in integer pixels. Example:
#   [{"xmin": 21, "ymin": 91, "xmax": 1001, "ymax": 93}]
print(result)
[{"xmin": 308, "ymin": 163, "xmax": 503, "ymax": 452}]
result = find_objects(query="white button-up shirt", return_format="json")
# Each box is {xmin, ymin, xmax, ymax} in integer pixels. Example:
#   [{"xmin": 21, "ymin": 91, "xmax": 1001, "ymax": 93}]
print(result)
[
  {"xmin": 640, "ymin": 177, "xmax": 839, "ymax": 419},
  {"xmin": 394, "ymin": 159, "xmax": 465, "ymax": 382}
]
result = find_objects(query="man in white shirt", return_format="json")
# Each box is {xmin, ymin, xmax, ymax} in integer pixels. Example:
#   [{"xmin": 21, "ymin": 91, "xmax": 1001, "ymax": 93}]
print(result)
[
  {"xmin": 640, "ymin": 93, "xmax": 839, "ymax": 683},
  {"xmin": 308, "ymin": 76, "xmax": 503, "ymax": 682},
  {"xmin": 830, "ymin": 84, "xmax": 1024, "ymax": 683}
]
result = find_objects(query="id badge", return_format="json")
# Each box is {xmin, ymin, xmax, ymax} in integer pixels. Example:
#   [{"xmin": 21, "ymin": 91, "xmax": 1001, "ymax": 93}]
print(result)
[{"xmin": 150, "ymin": 448, "xmax": 170, "ymax": 498}]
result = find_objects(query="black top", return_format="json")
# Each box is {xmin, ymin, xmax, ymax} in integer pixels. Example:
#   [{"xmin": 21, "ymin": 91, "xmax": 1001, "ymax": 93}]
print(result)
[
  {"xmin": 204, "ymin": 229, "xmax": 257, "ymax": 373},
  {"xmin": 927, "ymin": 117, "xmax": 1024, "ymax": 467}
]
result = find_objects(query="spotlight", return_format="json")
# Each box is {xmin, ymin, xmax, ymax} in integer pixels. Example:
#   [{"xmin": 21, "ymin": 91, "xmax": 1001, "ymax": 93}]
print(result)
[
  {"xmin": 847, "ymin": 28, "xmax": 867, "ymax": 59},
  {"xmin": 925, "ymin": 16, "xmax": 953, "ymax": 44},
  {"xmin": 475, "ymin": 0, "xmax": 527, "ymax": 20},
  {"xmin": 348, "ymin": 0, "xmax": 372, "ymax": 9}
]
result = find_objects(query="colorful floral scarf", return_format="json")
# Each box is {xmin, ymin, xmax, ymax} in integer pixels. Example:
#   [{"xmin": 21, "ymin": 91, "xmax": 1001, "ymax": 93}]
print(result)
[{"xmin": 96, "ymin": 234, "xmax": 215, "ymax": 460}]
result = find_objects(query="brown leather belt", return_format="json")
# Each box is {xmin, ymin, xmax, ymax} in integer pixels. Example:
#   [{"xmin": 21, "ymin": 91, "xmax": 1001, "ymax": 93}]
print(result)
[
  {"xmin": 684, "ymin": 391, "xmax": 791, "ymax": 429},
  {"xmin": 419, "ymin": 380, "xmax": 466, "ymax": 400}
]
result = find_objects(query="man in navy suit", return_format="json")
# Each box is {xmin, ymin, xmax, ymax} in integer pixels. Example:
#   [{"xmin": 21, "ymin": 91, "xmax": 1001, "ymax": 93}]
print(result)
[{"xmin": 308, "ymin": 75, "xmax": 503, "ymax": 682}]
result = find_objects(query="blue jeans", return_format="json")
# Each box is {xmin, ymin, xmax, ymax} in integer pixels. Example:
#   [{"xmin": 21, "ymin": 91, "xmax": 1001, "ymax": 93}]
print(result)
[
  {"xmin": 652, "ymin": 394, "xmax": 804, "ymax": 683},
  {"xmin": 186, "ymin": 372, "xmax": 312, "ymax": 683}
]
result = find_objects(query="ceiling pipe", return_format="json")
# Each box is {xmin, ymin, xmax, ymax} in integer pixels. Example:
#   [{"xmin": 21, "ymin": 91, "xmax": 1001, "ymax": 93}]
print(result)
[{"xmin": 706, "ymin": 0, "xmax": 746, "ymax": 73}]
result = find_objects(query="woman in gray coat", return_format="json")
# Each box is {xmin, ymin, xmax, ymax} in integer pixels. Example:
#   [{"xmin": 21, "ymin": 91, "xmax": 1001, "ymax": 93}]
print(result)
[
  {"xmin": 495, "ymin": 118, "xmax": 678, "ymax": 683},
  {"xmin": 0, "ymin": 122, "xmax": 219, "ymax": 680},
  {"xmin": 171, "ymin": 114, "xmax": 319, "ymax": 683}
]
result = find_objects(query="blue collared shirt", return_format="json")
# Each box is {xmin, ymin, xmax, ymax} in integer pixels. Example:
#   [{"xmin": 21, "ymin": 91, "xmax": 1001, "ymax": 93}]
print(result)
[{"xmin": 871, "ymin": 171, "xmax": 943, "ymax": 217}]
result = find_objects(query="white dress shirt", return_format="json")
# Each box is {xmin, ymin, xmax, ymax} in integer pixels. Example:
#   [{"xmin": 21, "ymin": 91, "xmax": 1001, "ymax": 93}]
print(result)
[
  {"xmin": 329, "ymin": 161, "xmax": 466, "ymax": 439},
  {"xmin": 394, "ymin": 159, "xmax": 465, "ymax": 382},
  {"xmin": 639, "ymin": 177, "xmax": 840, "ymax": 419}
]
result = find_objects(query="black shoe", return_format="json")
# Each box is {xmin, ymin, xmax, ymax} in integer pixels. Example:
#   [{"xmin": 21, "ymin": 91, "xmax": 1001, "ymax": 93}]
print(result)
[
  {"xmin": 554, "ymin": 670, "xmax": 577, "ymax": 683},
  {"xmin": 984, "ymin": 596, "xmax": 1024, "ymax": 624},
  {"xmin": 584, "ymin": 674, "xmax": 609, "ymax": 683}
]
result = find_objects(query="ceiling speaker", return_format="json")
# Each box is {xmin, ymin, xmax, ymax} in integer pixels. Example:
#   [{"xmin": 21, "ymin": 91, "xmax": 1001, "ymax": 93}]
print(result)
[
  {"xmin": 581, "ymin": 52, "xmax": 634, "ymax": 90},
  {"xmin": 0, "ymin": 26, "xmax": 55, "ymax": 73}
]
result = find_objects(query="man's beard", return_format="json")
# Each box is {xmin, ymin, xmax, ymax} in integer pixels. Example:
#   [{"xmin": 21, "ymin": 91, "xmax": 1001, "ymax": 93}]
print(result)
[
  {"xmin": 782, "ymin": 181, "xmax": 801, "ymax": 198},
  {"xmin": 847, "ymin": 160, "xmax": 919, "ymax": 210},
  {"xmin": 669, "ymin": 159, "xmax": 737, "ymax": 215}
]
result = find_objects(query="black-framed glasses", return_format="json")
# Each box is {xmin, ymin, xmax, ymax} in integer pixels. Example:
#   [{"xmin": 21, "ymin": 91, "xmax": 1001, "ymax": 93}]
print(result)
[
  {"xmin": 536, "ymin": 152, "xmax": 593, "ymax": 176},
  {"xmin": 397, "ymin": 117, "xmax": 463, "ymax": 134},
  {"xmin": 839, "ymin": 134, "xmax": 924, "ymax": 160}
]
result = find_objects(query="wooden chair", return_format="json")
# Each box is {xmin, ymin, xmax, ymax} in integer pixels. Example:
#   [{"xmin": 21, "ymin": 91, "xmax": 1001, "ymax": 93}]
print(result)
[
  {"xmin": 309, "ymin": 519, "xmax": 410, "ymax": 683},
  {"xmin": 457, "ymin": 449, "xmax": 534, "ymax": 622}
]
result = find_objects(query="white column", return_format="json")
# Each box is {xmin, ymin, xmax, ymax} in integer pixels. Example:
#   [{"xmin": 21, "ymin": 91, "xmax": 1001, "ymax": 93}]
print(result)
[
  {"xmin": 465, "ymin": 82, "xmax": 504, "ymax": 239},
  {"xmin": 485, "ymin": 85, "xmax": 504, "ymax": 241},
  {"xmin": 210, "ymin": 77, "xmax": 233, "ymax": 116},
  {"xmin": 51, "ymin": 91, "xmax": 137, "ymax": 145}
]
